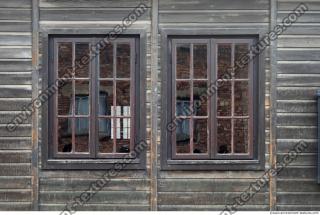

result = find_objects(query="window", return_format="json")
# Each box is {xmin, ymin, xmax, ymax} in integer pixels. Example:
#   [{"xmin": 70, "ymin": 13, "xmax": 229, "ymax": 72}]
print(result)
[
  {"xmin": 162, "ymin": 35, "xmax": 264, "ymax": 170},
  {"xmin": 42, "ymin": 33, "xmax": 146, "ymax": 169}
]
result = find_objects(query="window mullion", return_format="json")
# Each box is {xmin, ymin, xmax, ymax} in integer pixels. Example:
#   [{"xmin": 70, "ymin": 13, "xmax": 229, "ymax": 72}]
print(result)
[
  {"xmin": 231, "ymin": 43, "xmax": 235, "ymax": 155},
  {"xmin": 71, "ymin": 41, "xmax": 76, "ymax": 154},
  {"xmin": 91, "ymin": 38, "xmax": 98, "ymax": 158},
  {"xmin": 190, "ymin": 43, "xmax": 194, "ymax": 154},
  {"xmin": 210, "ymin": 39, "xmax": 216, "ymax": 159},
  {"xmin": 112, "ymin": 43, "xmax": 117, "ymax": 153}
]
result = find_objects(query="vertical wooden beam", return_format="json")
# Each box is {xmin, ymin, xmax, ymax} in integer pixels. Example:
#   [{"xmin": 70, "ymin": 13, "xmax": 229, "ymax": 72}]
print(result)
[
  {"xmin": 31, "ymin": 0, "xmax": 39, "ymax": 210},
  {"xmin": 269, "ymin": 0, "xmax": 278, "ymax": 211},
  {"xmin": 150, "ymin": 0, "xmax": 159, "ymax": 211}
]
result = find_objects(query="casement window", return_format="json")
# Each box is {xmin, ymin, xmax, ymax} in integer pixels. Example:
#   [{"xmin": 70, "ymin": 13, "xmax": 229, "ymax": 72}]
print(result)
[
  {"xmin": 42, "ymin": 34, "xmax": 146, "ymax": 169},
  {"xmin": 162, "ymin": 35, "xmax": 264, "ymax": 170}
]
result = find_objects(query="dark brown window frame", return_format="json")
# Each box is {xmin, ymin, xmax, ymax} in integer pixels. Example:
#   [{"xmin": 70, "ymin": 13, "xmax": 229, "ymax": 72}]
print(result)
[
  {"xmin": 160, "ymin": 28, "xmax": 265, "ymax": 170},
  {"xmin": 41, "ymin": 28, "xmax": 147, "ymax": 170}
]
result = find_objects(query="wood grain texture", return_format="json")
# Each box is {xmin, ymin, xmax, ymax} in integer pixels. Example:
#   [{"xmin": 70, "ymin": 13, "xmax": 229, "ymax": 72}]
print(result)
[
  {"xmin": 40, "ymin": 0, "xmax": 151, "ymax": 8},
  {"xmin": 159, "ymin": 0, "xmax": 269, "ymax": 10}
]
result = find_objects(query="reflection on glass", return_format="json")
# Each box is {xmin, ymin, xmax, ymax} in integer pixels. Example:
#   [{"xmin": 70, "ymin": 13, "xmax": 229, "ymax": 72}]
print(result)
[
  {"xmin": 116, "ymin": 81, "xmax": 130, "ymax": 115},
  {"xmin": 58, "ymin": 80, "xmax": 72, "ymax": 116},
  {"xmin": 176, "ymin": 44, "xmax": 190, "ymax": 79},
  {"xmin": 193, "ymin": 119, "xmax": 207, "ymax": 153},
  {"xmin": 100, "ymin": 44, "xmax": 113, "ymax": 78},
  {"xmin": 116, "ymin": 117, "xmax": 131, "ymax": 153},
  {"xmin": 217, "ymin": 119, "xmax": 231, "ymax": 154},
  {"xmin": 217, "ymin": 82, "xmax": 231, "ymax": 116},
  {"xmin": 75, "ymin": 43, "xmax": 90, "ymax": 78},
  {"xmin": 58, "ymin": 42, "xmax": 72, "ymax": 78},
  {"xmin": 117, "ymin": 43, "xmax": 130, "ymax": 78},
  {"xmin": 176, "ymin": 119, "xmax": 190, "ymax": 153},
  {"xmin": 176, "ymin": 81, "xmax": 190, "ymax": 116},
  {"xmin": 234, "ymin": 119, "xmax": 248, "ymax": 153},
  {"xmin": 75, "ymin": 80, "xmax": 89, "ymax": 115},
  {"xmin": 58, "ymin": 117, "xmax": 72, "ymax": 152},
  {"xmin": 235, "ymin": 44, "xmax": 249, "ymax": 79},
  {"xmin": 98, "ymin": 118, "xmax": 113, "ymax": 153},
  {"xmin": 75, "ymin": 118, "xmax": 89, "ymax": 152},
  {"xmin": 217, "ymin": 44, "xmax": 232, "ymax": 78},
  {"xmin": 99, "ymin": 81, "xmax": 113, "ymax": 116},
  {"xmin": 235, "ymin": 81, "xmax": 249, "ymax": 116},
  {"xmin": 193, "ymin": 81, "xmax": 207, "ymax": 116},
  {"xmin": 193, "ymin": 44, "xmax": 207, "ymax": 79}
]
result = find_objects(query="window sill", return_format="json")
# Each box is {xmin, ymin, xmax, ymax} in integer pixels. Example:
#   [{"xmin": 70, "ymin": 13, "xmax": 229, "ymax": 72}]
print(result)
[{"xmin": 161, "ymin": 159, "xmax": 264, "ymax": 171}]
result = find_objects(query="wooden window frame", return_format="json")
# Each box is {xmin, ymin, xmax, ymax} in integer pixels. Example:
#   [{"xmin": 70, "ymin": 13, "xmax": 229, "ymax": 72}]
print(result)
[
  {"xmin": 41, "ymin": 28, "xmax": 147, "ymax": 170},
  {"xmin": 160, "ymin": 28, "xmax": 265, "ymax": 170}
]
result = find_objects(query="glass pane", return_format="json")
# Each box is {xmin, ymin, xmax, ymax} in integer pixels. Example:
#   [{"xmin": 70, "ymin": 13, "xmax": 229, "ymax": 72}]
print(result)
[
  {"xmin": 58, "ymin": 80, "xmax": 72, "ymax": 116},
  {"xmin": 116, "ymin": 117, "xmax": 131, "ymax": 153},
  {"xmin": 217, "ymin": 82, "xmax": 231, "ymax": 116},
  {"xmin": 98, "ymin": 118, "xmax": 113, "ymax": 153},
  {"xmin": 58, "ymin": 117, "xmax": 72, "ymax": 153},
  {"xmin": 234, "ymin": 81, "xmax": 249, "ymax": 116},
  {"xmin": 75, "ymin": 80, "xmax": 89, "ymax": 115},
  {"xmin": 75, "ymin": 118, "xmax": 89, "ymax": 152},
  {"xmin": 235, "ymin": 44, "xmax": 249, "ymax": 79},
  {"xmin": 193, "ymin": 119, "xmax": 207, "ymax": 153},
  {"xmin": 116, "ymin": 81, "xmax": 130, "ymax": 116},
  {"xmin": 58, "ymin": 42, "xmax": 72, "ymax": 78},
  {"xmin": 193, "ymin": 81, "xmax": 207, "ymax": 116},
  {"xmin": 234, "ymin": 119, "xmax": 249, "ymax": 153},
  {"xmin": 217, "ymin": 44, "xmax": 232, "ymax": 79},
  {"xmin": 217, "ymin": 119, "xmax": 231, "ymax": 154},
  {"xmin": 99, "ymin": 81, "xmax": 113, "ymax": 116},
  {"xmin": 176, "ymin": 119, "xmax": 190, "ymax": 153},
  {"xmin": 193, "ymin": 44, "xmax": 207, "ymax": 79},
  {"xmin": 117, "ymin": 43, "xmax": 130, "ymax": 78},
  {"xmin": 176, "ymin": 81, "xmax": 190, "ymax": 116},
  {"xmin": 100, "ymin": 44, "xmax": 113, "ymax": 78},
  {"xmin": 75, "ymin": 43, "xmax": 90, "ymax": 78},
  {"xmin": 176, "ymin": 44, "xmax": 190, "ymax": 79}
]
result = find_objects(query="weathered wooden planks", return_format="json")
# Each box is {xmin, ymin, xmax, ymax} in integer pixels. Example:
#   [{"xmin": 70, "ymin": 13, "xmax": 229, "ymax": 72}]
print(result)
[
  {"xmin": 277, "ymin": 193, "xmax": 320, "ymax": 205},
  {"xmin": 158, "ymin": 192, "xmax": 268, "ymax": 205},
  {"xmin": 159, "ymin": 0, "xmax": 269, "ymax": 10},
  {"xmin": 159, "ymin": 10, "xmax": 269, "ymax": 23},
  {"xmin": 40, "ymin": 178, "xmax": 150, "ymax": 191},
  {"xmin": 277, "ymin": 113, "xmax": 317, "ymax": 126},
  {"xmin": 159, "ymin": 204, "xmax": 269, "ymax": 211},
  {"xmin": 158, "ymin": 179, "xmax": 268, "ymax": 192},
  {"xmin": 278, "ymin": 62, "xmax": 320, "ymax": 74},
  {"xmin": 278, "ymin": 49, "xmax": 320, "ymax": 61},
  {"xmin": 40, "ymin": 0, "xmax": 151, "ymax": 8},
  {"xmin": 0, "ymin": 9, "xmax": 31, "ymax": 21},
  {"xmin": 0, "ymin": 137, "xmax": 32, "ymax": 150},
  {"xmin": 40, "ymin": 203, "xmax": 150, "ymax": 211},
  {"xmin": 40, "ymin": 8, "xmax": 151, "ymax": 21},
  {"xmin": 277, "ymin": 87, "xmax": 318, "ymax": 100},
  {"xmin": 0, "ymin": 177, "xmax": 32, "ymax": 189},
  {"xmin": 277, "ymin": 179, "xmax": 320, "ymax": 192},
  {"xmin": 39, "ymin": 191, "xmax": 150, "ymax": 204}
]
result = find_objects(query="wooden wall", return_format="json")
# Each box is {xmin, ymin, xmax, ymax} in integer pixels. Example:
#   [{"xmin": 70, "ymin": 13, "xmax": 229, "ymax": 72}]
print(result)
[
  {"xmin": 276, "ymin": 0, "xmax": 320, "ymax": 210},
  {"xmin": 0, "ymin": 0, "xmax": 33, "ymax": 210},
  {"xmin": 0, "ymin": 0, "xmax": 318, "ymax": 211}
]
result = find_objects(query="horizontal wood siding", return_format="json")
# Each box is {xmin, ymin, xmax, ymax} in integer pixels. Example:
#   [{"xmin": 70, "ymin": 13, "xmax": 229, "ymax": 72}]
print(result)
[
  {"xmin": 158, "ymin": 0, "xmax": 270, "ymax": 211},
  {"xmin": 0, "ymin": 0, "xmax": 318, "ymax": 211},
  {"xmin": 0, "ymin": 0, "xmax": 33, "ymax": 210},
  {"xmin": 276, "ymin": 0, "xmax": 320, "ymax": 210}
]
